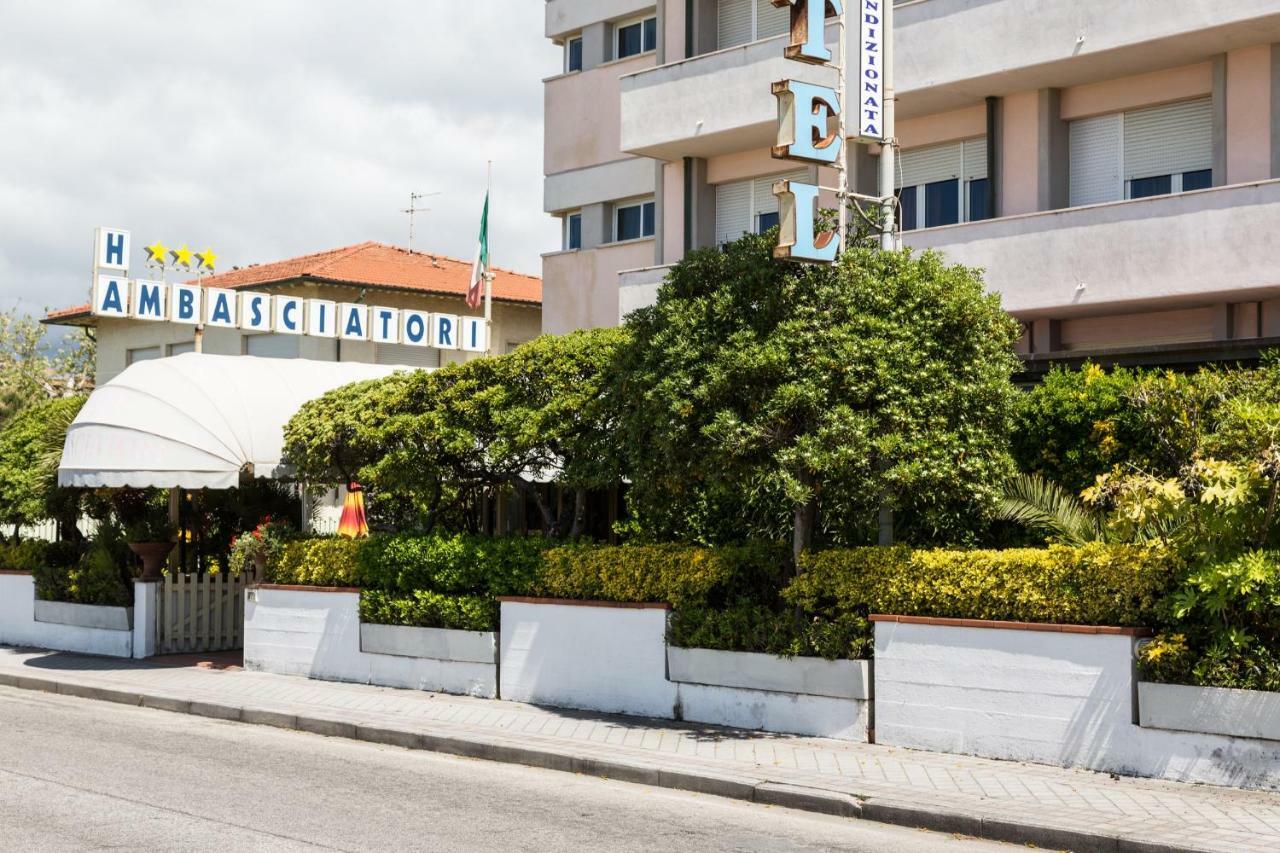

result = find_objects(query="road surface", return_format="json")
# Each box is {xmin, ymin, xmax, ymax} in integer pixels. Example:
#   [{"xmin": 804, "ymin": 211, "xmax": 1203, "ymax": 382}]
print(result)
[{"xmin": 0, "ymin": 685, "xmax": 1012, "ymax": 852}]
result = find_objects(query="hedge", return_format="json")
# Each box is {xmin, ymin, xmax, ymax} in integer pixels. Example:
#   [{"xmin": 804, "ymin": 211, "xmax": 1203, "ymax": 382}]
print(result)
[
  {"xmin": 359, "ymin": 589, "xmax": 496, "ymax": 632},
  {"xmin": 268, "ymin": 537, "xmax": 361, "ymax": 587},
  {"xmin": 791, "ymin": 543, "xmax": 1177, "ymax": 627}
]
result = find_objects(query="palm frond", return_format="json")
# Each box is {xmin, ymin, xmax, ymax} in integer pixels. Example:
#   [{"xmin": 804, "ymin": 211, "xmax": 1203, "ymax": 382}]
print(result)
[{"xmin": 997, "ymin": 473, "xmax": 1103, "ymax": 546}]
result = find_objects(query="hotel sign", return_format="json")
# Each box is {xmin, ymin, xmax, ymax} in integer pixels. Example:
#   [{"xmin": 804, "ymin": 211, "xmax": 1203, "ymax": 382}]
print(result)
[
  {"xmin": 856, "ymin": 0, "xmax": 885, "ymax": 141},
  {"xmin": 90, "ymin": 227, "xmax": 488, "ymax": 353}
]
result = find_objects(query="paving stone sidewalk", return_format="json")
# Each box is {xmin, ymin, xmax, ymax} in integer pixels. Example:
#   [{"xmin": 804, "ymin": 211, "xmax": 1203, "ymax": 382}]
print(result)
[{"xmin": 1, "ymin": 647, "xmax": 1277, "ymax": 853}]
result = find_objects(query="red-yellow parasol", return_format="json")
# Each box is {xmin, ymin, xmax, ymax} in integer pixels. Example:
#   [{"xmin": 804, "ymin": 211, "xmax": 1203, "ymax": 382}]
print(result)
[{"xmin": 337, "ymin": 482, "xmax": 370, "ymax": 539}]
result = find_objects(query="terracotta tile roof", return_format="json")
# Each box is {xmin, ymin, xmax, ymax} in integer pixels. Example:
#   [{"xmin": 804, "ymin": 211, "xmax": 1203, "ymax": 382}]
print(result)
[
  {"xmin": 194, "ymin": 241, "xmax": 541, "ymax": 304},
  {"xmin": 44, "ymin": 241, "xmax": 541, "ymax": 326}
]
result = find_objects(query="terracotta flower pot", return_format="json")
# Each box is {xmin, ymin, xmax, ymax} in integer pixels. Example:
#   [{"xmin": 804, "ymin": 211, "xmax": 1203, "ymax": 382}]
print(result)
[{"xmin": 129, "ymin": 541, "xmax": 175, "ymax": 581}]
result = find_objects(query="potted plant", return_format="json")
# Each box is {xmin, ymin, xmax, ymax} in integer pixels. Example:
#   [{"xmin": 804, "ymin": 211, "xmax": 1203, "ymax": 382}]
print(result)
[
  {"xmin": 126, "ymin": 515, "xmax": 177, "ymax": 580},
  {"xmin": 228, "ymin": 517, "xmax": 294, "ymax": 579}
]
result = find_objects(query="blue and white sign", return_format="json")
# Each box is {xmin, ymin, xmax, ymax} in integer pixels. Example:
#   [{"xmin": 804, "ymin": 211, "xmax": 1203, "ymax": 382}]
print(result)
[
  {"xmin": 339, "ymin": 303, "xmax": 369, "ymax": 341},
  {"xmin": 371, "ymin": 307, "xmax": 399, "ymax": 345},
  {"xmin": 431, "ymin": 313, "xmax": 459, "ymax": 349},
  {"xmin": 308, "ymin": 300, "xmax": 337, "ymax": 338},
  {"xmin": 204, "ymin": 288, "xmax": 238, "ymax": 328},
  {"xmin": 95, "ymin": 228, "xmax": 130, "ymax": 272},
  {"xmin": 94, "ymin": 274, "xmax": 130, "ymax": 318},
  {"xmin": 274, "ymin": 296, "xmax": 304, "ymax": 335},
  {"xmin": 132, "ymin": 280, "xmax": 168, "ymax": 321},
  {"xmin": 460, "ymin": 316, "xmax": 486, "ymax": 353},
  {"xmin": 240, "ymin": 293, "xmax": 273, "ymax": 332},
  {"xmin": 857, "ymin": 0, "xmax": 885, "ymax": 142},
  {"xmin": 401, "ymin": 310, "xmax": 431, "ymax": 347},
  {"xmin": 170, "ymin": 283, "xmax": 202, "ymax": 325}
]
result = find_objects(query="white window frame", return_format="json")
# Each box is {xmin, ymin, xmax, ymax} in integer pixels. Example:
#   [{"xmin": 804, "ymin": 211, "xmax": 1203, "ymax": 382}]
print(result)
[
  {"xmin": 565, "ymin": 35, "xmax": 583, "ymax": 73},
  {"xmin": 564, "ymin": 211, "xmax": 583, "ymax": 251},
  {"xmin": 615, "ymin": 14, "xmax": 657, "ymax": 60},
  {"xmin": 895, "ymin": 138, "xmax": 988, "ymax": 231},
  {"xmin": 613, "ymin": 197, "xmax": 656, "ymax": 242}
]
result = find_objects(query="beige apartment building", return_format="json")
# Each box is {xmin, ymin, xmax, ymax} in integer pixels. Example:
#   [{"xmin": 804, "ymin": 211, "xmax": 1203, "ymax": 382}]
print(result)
[{"xmin": 543, "ymin": 0, "xmax": 1280, "ymax": 375}]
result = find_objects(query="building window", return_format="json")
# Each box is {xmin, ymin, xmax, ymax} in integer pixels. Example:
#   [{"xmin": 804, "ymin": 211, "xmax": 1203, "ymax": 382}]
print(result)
[
  {"xmin": 895, "ymin": 138, "xmax": 988, "ymax": 231},
  {"xmin": 167, "ymin": 341, "xmax": 195, "ymax": 357},
  {"xmin": 616, "ymin": 16, "xmax": 657, "ymax": 59},
  {"xmin": 1069, "ymin": 98, "xmax": 1212, "ymax": 207},
  {"xmin": 715, "ymin": 169, "xmax": 808, "ymax": 245},
  {"xmin": 615, "ymin": 200, "xmax": 655, "ymax": 241},
  {"xmin": 376, "ymin": 343, "xmax": 441, "ymax": 369},
  {"xmin": 244, "ymin": 334, "xmax": 300, "ymax": 359},
  {"xmin": 718, "ymin": 0, "xmax": 790, "ymax": 50},
  {"xmin": 566, "ymin": 36, "xmax": 583, "ymax": 72},
  {"xmin": 126, "ymin": 346, "xmax": 161, "ymax": 366},
  {"xmin": 565, "ymin": 212, "xmax": 582, "ymax": 250}
]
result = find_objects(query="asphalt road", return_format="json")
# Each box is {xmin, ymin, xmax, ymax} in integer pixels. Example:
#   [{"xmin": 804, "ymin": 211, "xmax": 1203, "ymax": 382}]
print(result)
[{"xmin": 0, "ymin": 686, "xmax": 1013, "ymax": 852}]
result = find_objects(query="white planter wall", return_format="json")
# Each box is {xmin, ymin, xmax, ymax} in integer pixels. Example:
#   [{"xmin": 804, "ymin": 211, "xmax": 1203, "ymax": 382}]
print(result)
[
  {"xmin": 874, "ymin": 617, "xmax": 1280, "ymax": 790},
  {"xmin": 244, "ymin": 586, "xmax": 497, "ymax": 698},
  {"xmin": 669, "ymin": 647, "xmax": 870, "ymax": 740},
  {"xmin": 499, "ymin": 598, "xmax": 678, "ymax": 717},
  {"xmin": 0, "ymin": 572, "xmax": 133, "ymax": 658}
]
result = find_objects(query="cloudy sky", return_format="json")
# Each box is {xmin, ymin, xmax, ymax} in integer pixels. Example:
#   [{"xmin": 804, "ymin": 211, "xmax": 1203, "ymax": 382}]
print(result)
[{"xmin": 0, "ymin": 1, "xmax": 560, "ymax": 331}]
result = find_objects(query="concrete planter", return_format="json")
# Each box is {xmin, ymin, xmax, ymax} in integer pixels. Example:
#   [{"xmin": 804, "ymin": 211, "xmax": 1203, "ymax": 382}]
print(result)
[
  {"xmin": 1139, "ymin": 681, "xmax": 1280, "ymax": 742},
  {"xmin": 359, "ymin": 622, "xmax": 497, "ymax": 665},
  {"xmin": 668, "ymin": 647, "xmax": 871, "ymax": 741},
  {"xmin": 498, "ymin": 597, "xmax": 677, "ymax": 717},
  {"xmin": 244, "ymin": 586, "xmax": 497, "ymax": 698},
  {"xmin": 34, "ymin": 600, "xmax": 133, "ymax": 632}
]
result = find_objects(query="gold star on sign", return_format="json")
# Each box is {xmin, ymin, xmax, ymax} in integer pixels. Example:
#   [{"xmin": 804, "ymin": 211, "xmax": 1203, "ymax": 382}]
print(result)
[
  {"xmin": 144, "ymin": 242, "xmax": 168, "ymax": 267},
  {"xmin": 170, "ymin": 245, "xmax": 195, "ymax": 270},
  {"xmin": 196, "ymin": 248, "xmax": 218, "ymax": 272}
]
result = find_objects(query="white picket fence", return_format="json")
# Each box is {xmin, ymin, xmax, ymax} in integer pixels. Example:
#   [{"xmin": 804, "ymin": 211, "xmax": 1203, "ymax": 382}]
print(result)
[
  {"xmin": 157, "ymin": 572, "xmax": 251, "ymax": 654},
  {"xmin": 0, "ymin": 518, "xmax": 98, "ymax": 542}
]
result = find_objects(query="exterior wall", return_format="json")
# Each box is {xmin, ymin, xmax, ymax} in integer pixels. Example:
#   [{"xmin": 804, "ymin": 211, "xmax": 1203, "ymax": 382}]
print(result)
[
  {"xmin": 91, "ymin": 280, "xmax": 540, "ymax": 385},
  {"xmin": 897, "ymin": 105, "xmax": 986, "ymax": 149},
  {"xmin": 1227, "ymin": 45, "xmax": 1274, "ymax": 184},
  {"xmin": 542, "ymin": 239, "xmax": 655, "ymax": 333},
  {"xmin": 0, "ymin": 573, "xmax": 133, "ymax": 658},
  {"xmin": 243, "ymin": 586, "xmax": 498, "ymax": 698},
  {"xmin": 546, "ymin": 0, "xmax": 654, "ymax": 40},
  {"xmin": 545, "ymin": 158, "xmax": 656, "ymax": 215},
  {"xmin": 546, "ymin": 54, "xmax": 655, "ymax": 176},
  {"xmin": 498, "ymin": 599, "xmax": 678, "ymax": 717},
  {"xmin": 1060, "ymin": 63, "xmax": 1213, "ymax": 120},
  {"xmin": 874, "ymin": 618, "xmax": 1280, "ymax": 790}
]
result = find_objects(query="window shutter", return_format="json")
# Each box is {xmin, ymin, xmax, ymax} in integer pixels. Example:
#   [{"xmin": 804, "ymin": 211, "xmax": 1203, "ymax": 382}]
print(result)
[
  {"xmin": 897, "ymin": 141, "xmax": 963, "ymax": 189},
  {"xmin": 961, "ymin": 137, "xmax": 987, "ymax": 181},
  {"xmin": 752, "ymin": 169, "xmax": 808, "ymax": 219},
  {"xmin": 715, "ymin": 179, "xmax": 752, "ymax": 244},
  {"xmin": 1124, "ymin": 98, "xmax": 1212, "ymax": 182},
  {"xmin": 755, "ymin": 0, "xmax": 790, "ymax": 40},
  {"xmin": 1069, "ymin": 113, "xmax": 1123, "ymax": 206},
  {"xmin": 244, "ymin": 334, "xmax": 300, "ymax": 359},
  {"xmin": 717, "ymin": 0, "xmax": 753, "ymax": 49},
  {"xmin": 376, "ymin": 343, "xmax": 441, "ymax": 368}
]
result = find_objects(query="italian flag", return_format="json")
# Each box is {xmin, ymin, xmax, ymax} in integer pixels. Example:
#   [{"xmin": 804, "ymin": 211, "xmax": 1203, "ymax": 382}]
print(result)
[{"xmin": 467, "ymin": 191, "xmax": 489, "ymax": 309}]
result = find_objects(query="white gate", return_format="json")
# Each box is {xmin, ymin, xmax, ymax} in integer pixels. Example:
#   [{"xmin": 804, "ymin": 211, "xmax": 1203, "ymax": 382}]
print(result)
[{"xmin": 157, "ymin": 572, "xmax": 250, "ymax": 654}]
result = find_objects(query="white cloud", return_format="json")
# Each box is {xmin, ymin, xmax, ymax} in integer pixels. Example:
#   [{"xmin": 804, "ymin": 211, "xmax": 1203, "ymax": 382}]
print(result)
[{"xmin": 0, "ymin": 0, "xmax": 561, "ymax": 320}]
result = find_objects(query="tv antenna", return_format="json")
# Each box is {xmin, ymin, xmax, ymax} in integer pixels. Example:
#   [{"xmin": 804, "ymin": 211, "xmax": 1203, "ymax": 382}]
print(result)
[{"xmin": 402, "ymin": 191, "xmax": 441, "ymax": 253}]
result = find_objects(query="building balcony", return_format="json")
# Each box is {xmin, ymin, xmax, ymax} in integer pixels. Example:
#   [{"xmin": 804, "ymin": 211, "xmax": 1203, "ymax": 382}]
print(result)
[
  {"xmin": 618, "ymin": 263, "xmax": 673, "ymax": 324},
  {"xmin": 543, "ymin": 240, "xmax": 658, "ymax": 335},
  {"xmin": 620, "ymin": 0, "xmax": 1280, "ymax": 161},
  {"xmin": 904, "ymin": 180, "xmax": 1280, "ymax": 319}
]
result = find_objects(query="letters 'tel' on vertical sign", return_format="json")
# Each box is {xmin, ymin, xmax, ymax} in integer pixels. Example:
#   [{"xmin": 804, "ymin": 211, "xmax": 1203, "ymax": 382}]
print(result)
[
  {"xmin": 773, "ymin": 0, "xmax": 844, "ymax": 65},
  {"xmin": 857, "ymin": 0, "xmax": 886, "ymax": 142},
  {"xmin": 772, "ymin": 80, "xmax": 843, "ymax": 165},
  {"xmin": 95, "ymin": 227, "xmax": 130, "ymax": 272},
  {"xmin": 773, "ymin": 180, "xmax": 838, "ymax": 264}
]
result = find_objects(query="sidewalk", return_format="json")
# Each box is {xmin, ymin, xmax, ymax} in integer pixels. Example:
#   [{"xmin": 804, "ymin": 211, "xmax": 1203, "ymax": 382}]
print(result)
[{"xmin": 0, "ymin": 647, "xmax": 1276, "ymax": 853}]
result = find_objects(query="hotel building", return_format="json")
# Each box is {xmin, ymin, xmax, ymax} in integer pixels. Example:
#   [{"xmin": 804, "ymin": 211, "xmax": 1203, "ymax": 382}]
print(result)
[{"xmin": 542, "ymin": 0, "xmax": 1280, "ymax": 375}]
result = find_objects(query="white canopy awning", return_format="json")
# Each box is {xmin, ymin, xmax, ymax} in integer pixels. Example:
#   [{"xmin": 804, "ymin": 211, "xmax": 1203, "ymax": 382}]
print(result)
[{"xmin": 59, "ymin": 354, "xmax": 405, "ymax": 489}]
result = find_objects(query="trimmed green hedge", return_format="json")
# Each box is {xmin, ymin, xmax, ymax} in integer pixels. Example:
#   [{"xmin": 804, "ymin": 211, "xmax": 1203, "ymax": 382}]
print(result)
[{"xmin": 359, "ymin": 589, "xmax": 495, "ymax": 632}]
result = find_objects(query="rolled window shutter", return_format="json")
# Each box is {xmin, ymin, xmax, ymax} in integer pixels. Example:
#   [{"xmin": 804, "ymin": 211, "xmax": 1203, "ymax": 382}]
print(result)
[
  {"xmin": 716, "ymin": 179, "xmax": 752, "ymax": 244},
  {"xmin": 717, "ymin": 0, "xmax": 752, "ymax": 49},
  {"xmin": 962, "ymin": 137, "xmax": 987, "ymax": 181},
  {"xmin": 752, "ymin": 169, "xmax": 809, "ymax": 219},
  {"xmin": 755, "ymin": 0, "xmax": 790, "ymax": 40},
  {"xmin": 376, "ymin": 343, "xmax": 442, "ymax": 368},
  {"xmin": 898, "ymin": 141, "xmax": 963, "ymax": 189},
  {"xmin": 245, "ymin": 334, "xmax": 300, "ymax": 359},
  {"xmin": 1124, "ymin": 98, "xmax": 1212, "ymax": 181},
  {"xmin": 1069, "ymin": 113, "xmax": 1123, "ymax": 206}
]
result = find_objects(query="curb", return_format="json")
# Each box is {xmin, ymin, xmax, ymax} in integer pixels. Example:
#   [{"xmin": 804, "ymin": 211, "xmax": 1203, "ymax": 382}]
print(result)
[{"xmin": 0, "ymin": 671, "xmax": 1203, "ymax": 853}]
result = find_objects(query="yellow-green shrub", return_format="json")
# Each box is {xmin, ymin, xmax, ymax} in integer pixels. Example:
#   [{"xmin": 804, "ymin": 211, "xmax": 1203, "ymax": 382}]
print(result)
[
  {"xmin": 791, "ymin": 543, "xmax": 1177, "ymax": 627},
  {"xmin": 535, "ymin": 543, "xmax": 782, "ymax": 609},
  {"xmin": 269, "ymin": 538, "xmax": 362, "ymax": 587}
]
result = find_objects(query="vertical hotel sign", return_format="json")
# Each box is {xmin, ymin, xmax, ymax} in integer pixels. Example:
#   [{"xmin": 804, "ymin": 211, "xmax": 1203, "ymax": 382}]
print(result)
[{"xmin": 771, "ymin": 0, "xmax": 887, "ymax": 263}]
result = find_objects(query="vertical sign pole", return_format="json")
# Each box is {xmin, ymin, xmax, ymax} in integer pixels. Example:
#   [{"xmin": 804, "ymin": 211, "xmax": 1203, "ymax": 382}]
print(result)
[
  {"xmin": 877, "ymin": 0, "xmax": 896, "ymax": 251},
  {"xmin": 836, "ymin": 5, "xmax": 849, "ymax": 253}
]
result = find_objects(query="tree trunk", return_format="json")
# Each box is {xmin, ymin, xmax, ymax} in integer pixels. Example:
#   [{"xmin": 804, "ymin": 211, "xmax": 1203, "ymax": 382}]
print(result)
[
  {"xmin": 568, "ymin": 488, "xmax": 587, "ymax": 540},
  {"xmin": 517, "ymin": 478, "xmax": 556, "ymax": 537},
  {"xmin": 792, "ymin": 495, "xmax": 817, "ymax": 571}
]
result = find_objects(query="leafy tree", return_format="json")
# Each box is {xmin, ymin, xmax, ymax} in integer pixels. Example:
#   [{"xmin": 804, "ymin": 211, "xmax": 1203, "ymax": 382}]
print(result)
[
  {"xmin": 0, "ymin": 308, "xmax": 48, "ymax": 426},
  {"xmin": 616, "ymin": 233, "xmax": 1022, "ymax": 561},
  {"xmin": 0, "ymin": 395, "xmax": 87, "ymax": 538}
]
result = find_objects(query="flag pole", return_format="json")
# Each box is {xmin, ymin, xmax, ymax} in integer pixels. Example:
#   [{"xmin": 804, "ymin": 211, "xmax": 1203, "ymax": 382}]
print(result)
[{"xmin": 483, "ymin": 161, "xmax": 494, "ymax": 355}]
